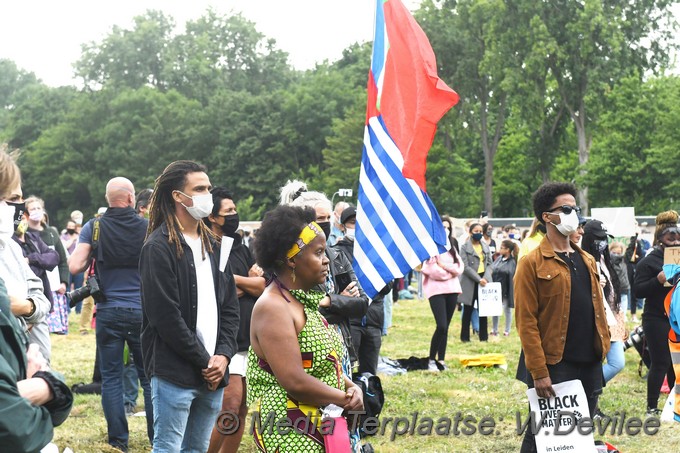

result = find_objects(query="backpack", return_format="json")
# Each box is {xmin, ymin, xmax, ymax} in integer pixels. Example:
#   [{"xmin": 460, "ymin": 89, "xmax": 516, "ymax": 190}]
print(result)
[{"xmin": 351, "ymin": 373, "xmax": 385, "ymax": 437}]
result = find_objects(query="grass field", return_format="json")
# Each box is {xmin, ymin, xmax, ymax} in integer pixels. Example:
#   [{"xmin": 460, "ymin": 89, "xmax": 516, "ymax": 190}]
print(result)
[{"xmin": 50, "ymin": 297, "xmax": 680, "ymax": 452}]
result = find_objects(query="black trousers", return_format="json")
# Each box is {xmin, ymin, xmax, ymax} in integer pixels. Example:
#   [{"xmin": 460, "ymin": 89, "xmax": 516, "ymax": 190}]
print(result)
[
  {"xmin": 519, "ymin": 360, "xmax": 602, "ymax": 453},
  {"xmin": 429, "ymin": 293, "xmax": 458, "ymax": 361},
  {"xmin": 350, "ymin": 324, "xmax": 382, "ymax": 375},
  {"xmin": 461, "ymin": 277, "xmax": 488, "ymax": 341},
  {"xmin": 643, "ymin": 314, "xmax": 676, "ymax": 409}
]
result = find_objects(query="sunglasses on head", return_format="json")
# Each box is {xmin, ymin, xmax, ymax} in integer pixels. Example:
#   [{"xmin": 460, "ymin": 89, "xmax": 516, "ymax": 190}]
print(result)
[
  {"xmin": 662, "ymin": 226, "xmax": 680, "ymax": 236},
  {"xmin": 546, "ymin": 205, "xmax": 581, "ymax": 215}
]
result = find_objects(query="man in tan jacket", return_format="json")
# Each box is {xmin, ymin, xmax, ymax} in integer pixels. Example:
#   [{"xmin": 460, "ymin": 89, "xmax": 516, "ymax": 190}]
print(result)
[{"xmin": 515, "ymin": 182, "xmax": 610, "ymax": 452}]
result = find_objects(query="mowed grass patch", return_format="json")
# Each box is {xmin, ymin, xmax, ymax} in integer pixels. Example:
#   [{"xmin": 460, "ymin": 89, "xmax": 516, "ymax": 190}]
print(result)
[{"xmin": 49, "ymin": 299, "xmax": 680, "ymax": 452}]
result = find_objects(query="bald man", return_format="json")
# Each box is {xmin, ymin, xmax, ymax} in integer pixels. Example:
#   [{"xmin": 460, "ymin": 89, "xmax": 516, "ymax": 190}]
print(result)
[{"xmin": 68, "ymin": 177, "xmax": 153, "ymax": 452}]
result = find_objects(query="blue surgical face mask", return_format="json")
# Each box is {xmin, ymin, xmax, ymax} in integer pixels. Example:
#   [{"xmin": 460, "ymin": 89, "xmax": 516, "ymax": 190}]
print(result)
[{"xmin": 471, "ymin": 232, "xmax": 484, "ymax": 241}]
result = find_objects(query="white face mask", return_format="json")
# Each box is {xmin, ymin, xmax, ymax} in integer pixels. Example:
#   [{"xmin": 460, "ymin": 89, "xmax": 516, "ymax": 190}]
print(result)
[
  {"xmin": 344, "ymin": 227, "xmax": 355, "ymax": 240},
  {"xmin": 0, "ymin": 204, "xmax": 15, "ymax": 237},
  {"xmin": 178, "ymin": 192, "xmax": 214, "ymax": 220},
  {"xmin": 551, "ymin": 210, "xmax": 579, "ymax": 237},
  {"xmin": 29, "ymin": 209, "xmax": 44, "ymax": 222}
]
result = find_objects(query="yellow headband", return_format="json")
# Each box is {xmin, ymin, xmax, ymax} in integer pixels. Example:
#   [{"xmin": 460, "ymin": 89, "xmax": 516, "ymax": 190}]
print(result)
[{"xmin": 287, "ymin": 221, "xmax": 323, "ymax": 259}]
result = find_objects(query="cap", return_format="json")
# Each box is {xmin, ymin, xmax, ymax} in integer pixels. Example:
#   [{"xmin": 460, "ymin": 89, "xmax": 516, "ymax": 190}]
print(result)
[
  {"xmin": 583, "ymin": 219, "xmax": 613, "ymax": 239},
  {"xmin": 577, "ymin": 214, "xmax": 587, "ymax": 226},
  {"xmin": 340, "ymin": 206, "xmax": 357, "ymax": 224}
]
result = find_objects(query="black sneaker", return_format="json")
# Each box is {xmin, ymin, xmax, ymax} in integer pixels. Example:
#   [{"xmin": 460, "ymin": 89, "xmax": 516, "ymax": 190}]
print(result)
[
  {"xmin": 646, "ymin": 407, "xmax": 662, "ymax": 417},
  {"xmin": 593, "ymin": 407, "xmax": 607, "ymax": 420},
  {"xmin": 71, "ymin": 381, "xmax": 102, "ymax": 395}
]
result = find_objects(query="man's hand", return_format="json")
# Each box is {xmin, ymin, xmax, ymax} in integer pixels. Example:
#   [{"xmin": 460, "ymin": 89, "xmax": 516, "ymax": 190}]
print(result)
[
  {"xmin": 9, "ymin": 295, "xmax": 33, "ymax": 317},
  {"xmin": 202, "ymin": 355, "xmax": 229, "ymax": 390},
  {"xmin": 658, "ymin": 270, "xmax": 667, "ymax": 285},
  {"xmin": 534, "ymin": 376, "xmax": 555, "ymax": 399},
  {"xmin": 17, "ymin": 378, "xmax": 53, "ymax": 406},
  {"xmin": 248, "ymin": 264, "xmax": 264, "ymax": 278},
  {"xmin": 57, "ymin": 282, "xmax": 67, "ymax": 295},
  {"xmin": 26, "ymin": 344, "xmax": 49, "ymax": 378},
  {"xmin": 479, "ymin": 278, "xmax": 488, "ymax": 287},
  {"xmin": 341, "ymin": 281, "xmax": 360, "ymax": 298},
  {"xmin": 319, "ymin": 295, "xmax": 331, "ymax": 308}
]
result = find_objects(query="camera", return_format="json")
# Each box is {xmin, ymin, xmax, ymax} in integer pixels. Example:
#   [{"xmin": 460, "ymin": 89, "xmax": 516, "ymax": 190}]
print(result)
[
  {"xmin": 66, "ymin": 275, "xmax": 104, "ymax": 307},
  {"xmin": 623, "ymin": 325, "xmax": 644, "ymax": 351}
]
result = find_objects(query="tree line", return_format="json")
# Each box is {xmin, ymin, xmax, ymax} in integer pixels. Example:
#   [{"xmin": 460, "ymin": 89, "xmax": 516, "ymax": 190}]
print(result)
[{"xmin": 1, "ymin": 1, "xmax": 678, "ymax": 226}]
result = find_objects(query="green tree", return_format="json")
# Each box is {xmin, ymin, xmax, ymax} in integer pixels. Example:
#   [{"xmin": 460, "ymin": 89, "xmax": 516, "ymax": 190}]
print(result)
[
  {"xmin": 0, "ymin": 59, "xmax": 39, "ymax": 135},
  {"xmin": 522, "ymin": 0, "xmax": 676, "ymax": 213},
  {"xmin": 19, "ymin": 87, "xmax": 208, "ymax": 222},
  {"xmin": 166, "ymin": 9, "xmax": 292, "ymax": 102},
  {"xmin": 76, "ymin": 10, "xmax": 176, "ymax": 90},
  {"xmin": 588, "ymin": 75, "xmax": 680, "ymax": 213},
  {"xmin": 418, "ymin": 0, "xmax": 514, "ymax": 215},
  {"xmin": 3, "ymin": 84, "xmax": 78, "ymax": 149}
]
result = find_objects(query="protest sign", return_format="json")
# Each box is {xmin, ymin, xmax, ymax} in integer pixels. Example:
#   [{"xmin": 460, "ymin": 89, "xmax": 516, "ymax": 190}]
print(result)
[
  {"xmin": 477, "ymin": 282, "xmax": 502, "ymax": 317},
  {"xmin": 527, "ymin": 379, "xmax": 596, "ymax": 453},
  {"xmin": 590, "ymin": 207, "xmax": 636, "ymax": 238}
]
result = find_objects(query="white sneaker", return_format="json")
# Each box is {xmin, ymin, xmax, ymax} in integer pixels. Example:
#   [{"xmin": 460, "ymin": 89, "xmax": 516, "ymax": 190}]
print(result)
[{"xmin": 428, "ymin": 359, "xmax": 439, "ymax": 372}]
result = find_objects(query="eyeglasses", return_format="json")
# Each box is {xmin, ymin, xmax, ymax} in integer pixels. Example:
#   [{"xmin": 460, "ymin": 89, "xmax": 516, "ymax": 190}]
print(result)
[{"xmin": 546, "ymin": 205, "xmax": 581, "ymax": 215}]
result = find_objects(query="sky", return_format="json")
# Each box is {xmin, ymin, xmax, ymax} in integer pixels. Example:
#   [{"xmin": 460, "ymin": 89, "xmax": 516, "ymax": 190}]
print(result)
[{"xmin": 0, "ymin": 0, "xmax": 422, "ymax": 88}]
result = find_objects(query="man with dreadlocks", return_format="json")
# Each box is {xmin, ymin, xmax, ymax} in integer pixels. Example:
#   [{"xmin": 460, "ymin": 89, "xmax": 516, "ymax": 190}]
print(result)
[{"xmin": 140, "ymin": 160, "xmax": 239, "ymax": 452}]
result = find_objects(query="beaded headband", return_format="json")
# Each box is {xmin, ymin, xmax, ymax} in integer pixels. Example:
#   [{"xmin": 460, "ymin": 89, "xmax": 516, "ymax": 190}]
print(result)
[{"xmin": 286, "ymin": 221, "xmax": 323, "ymax": 259}]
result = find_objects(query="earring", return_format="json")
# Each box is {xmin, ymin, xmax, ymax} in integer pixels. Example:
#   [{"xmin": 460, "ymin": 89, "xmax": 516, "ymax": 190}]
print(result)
[{"xmin": 292, "ymin": 268, "xmax": 296, "ymax": 283}]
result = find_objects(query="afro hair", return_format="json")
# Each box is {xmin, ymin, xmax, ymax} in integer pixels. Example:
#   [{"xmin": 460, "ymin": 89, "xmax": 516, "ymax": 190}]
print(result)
[{"xmin": 253, "ymin": 205, "xmax": 317, "ymax": 273}]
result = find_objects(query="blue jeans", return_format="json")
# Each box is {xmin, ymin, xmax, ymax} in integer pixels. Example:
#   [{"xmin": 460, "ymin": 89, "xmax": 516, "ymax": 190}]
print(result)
[
  {"xmin": 471, "ymin": 307, "xmax": 480, "ymax": 332},
  {"xmin": 619, "ymin": 291, "xmax": 630, "ymax": 312},
  {"xmin": 383, "ymin": 293, "xmax": 393, "ymax": 335},
  {"xmin": 96, "ymin": 307, "xmax": 153, "ymax": 450},
  {"xmin": 151, "ymin": 376, "xmax": 224, "ymax": 453},
  {"xmin": 603, "ymin": 341, "xmax": 626, "ymax": 383},
  {"xmin": 123, "ymin": 358, "xmax": 139, "ymax": 407}
]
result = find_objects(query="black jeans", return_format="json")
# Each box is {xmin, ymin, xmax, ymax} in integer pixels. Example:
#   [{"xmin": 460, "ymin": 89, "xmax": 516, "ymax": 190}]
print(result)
[
  {"xmin": 461, "ymin": 277, "xmax": 488, "ymax": 341},
  {"xmin": 350, "ymin": 324, "xmax": 382, "ymax": 375},
  {"xmin": 643, "ymin": 314, "xmax": 676, "ymax": 409},
  {"xmin": 429, "ymin": 293, "xmax": 458, "ymax": 361},
  {"xmin": 519, "ymin": 360, "xmax": 602, "ymax": 453}
]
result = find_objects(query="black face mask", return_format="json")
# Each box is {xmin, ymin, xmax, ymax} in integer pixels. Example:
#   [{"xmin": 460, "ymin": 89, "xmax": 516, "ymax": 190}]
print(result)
[
  {"xmin": 220, "ymin": 213, "xmax": 240, "ymax": 238},
  {"xmin": 7, "ymin": 201, "xmax": 25, "ymax": 229},
  {"xmin": 317, "ymin": 221, "xmax": 331, "ymax": 239},
  {"xmin": 67, "ymin": 228, "xmax": 76, "ymax": 235}
]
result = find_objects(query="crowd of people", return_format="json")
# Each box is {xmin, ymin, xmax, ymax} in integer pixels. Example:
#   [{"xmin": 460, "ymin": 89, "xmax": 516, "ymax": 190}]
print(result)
[{"xmin": 1, "ymin": 146, "xmax": 678, "ymax": 452}]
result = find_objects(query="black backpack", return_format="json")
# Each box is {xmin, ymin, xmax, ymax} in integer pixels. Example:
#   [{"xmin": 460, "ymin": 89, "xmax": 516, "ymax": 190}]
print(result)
[{"xmin": 352, "ymin": 373, "xmax": 385, "ymax": 437}]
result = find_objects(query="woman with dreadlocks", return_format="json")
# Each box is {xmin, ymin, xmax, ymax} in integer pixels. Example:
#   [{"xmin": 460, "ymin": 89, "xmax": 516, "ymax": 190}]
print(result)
[{"xmin": 140, "ymin": 160, "xmax": 240, "ymax": 452}]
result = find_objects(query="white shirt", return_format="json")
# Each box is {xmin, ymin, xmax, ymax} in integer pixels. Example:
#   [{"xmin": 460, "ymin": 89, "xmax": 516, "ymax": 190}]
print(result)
[{"xmin": 183, "ymin": 234, "xmax": 218, "ymax": 356}]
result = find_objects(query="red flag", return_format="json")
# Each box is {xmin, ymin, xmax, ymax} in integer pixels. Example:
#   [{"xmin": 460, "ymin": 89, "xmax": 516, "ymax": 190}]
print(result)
[{"xmin": 377, "ymin": 0, "xmax": 459, "ymax": 190}]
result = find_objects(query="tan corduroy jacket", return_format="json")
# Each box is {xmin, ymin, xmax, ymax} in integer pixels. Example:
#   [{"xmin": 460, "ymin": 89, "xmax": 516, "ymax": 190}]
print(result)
[{"xmin": 514, "ymin": 236, "xmax": 611, "ymax": 380}]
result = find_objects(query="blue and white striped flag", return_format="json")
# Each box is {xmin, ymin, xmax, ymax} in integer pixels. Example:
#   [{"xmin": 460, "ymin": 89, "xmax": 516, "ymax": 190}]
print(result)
[{"xmin": 353, "ymin": 0, "xmax": 459, "ymax": 298}]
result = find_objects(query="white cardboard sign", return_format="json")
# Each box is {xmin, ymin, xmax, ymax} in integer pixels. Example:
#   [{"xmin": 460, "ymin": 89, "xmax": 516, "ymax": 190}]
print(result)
[
  {"xmin": 589, "ymin": 207, "xmax": 636, "ymax": 238},
  {"xmin": 477, "ymin": 282, "xmax": 503, "ymax": 317},
  {"xmin": 527, "ymin": 379, "xmax": 597, "ymax": 453}
]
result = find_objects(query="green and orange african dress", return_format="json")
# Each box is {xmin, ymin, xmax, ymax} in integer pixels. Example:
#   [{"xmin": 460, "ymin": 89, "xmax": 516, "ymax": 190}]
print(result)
[{"xmin": 246, "ymin": 289, "xmax": 346, "ymax": 452}]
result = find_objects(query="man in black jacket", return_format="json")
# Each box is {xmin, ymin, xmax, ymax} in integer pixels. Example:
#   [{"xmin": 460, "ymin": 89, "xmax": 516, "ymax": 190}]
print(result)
[
  {"xmin": 140, "ymin": 161, "xmax": 239, "ymax": 452},
  {"xmin": 333, "ymin": 206, "xmax": 391, "ymax": 375},
  {"xmin": 69, "ymin": 177, "xmax": 152, "ymax": 452}
]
